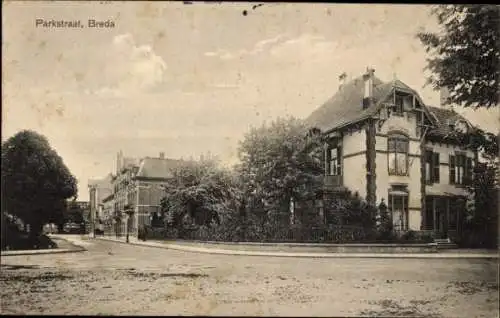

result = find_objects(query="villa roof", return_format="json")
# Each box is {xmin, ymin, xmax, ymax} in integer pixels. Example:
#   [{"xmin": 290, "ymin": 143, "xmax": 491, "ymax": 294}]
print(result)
[
  {"xmin": 305, "ymin": 75, "xmax": 393, "ymax": 132},
  {"xmin": 426, "ymin": 106, "xmax": 471, "ymax": 139},
  {"xmin": 305, "ymin": 73, "xmax": 474, "ymax": 139}
]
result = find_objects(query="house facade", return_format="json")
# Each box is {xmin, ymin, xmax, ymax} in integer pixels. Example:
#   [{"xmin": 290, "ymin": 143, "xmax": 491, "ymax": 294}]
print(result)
[
  {"xmin": 306, "ymin": 69, "xmax": 477, "ymax": 240},
  {"xmin": 103, "ymin": 151, "xmax": 185, "ymax": 238}
]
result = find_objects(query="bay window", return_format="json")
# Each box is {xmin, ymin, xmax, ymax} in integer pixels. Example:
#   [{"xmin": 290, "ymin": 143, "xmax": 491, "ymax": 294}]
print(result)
[{"xmin": 388, "ymin": 135, "xmax": 409, "ymax": 176}]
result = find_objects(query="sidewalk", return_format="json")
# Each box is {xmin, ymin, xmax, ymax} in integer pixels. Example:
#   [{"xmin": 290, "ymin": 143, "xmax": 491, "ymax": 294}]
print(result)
[
  {"xmin": 96, "ymin": 236, "xmax": 499, "ymax": 259},
  {"xmin": 1, "ymin": 237, "xmax": 86, "ymax": 257}
]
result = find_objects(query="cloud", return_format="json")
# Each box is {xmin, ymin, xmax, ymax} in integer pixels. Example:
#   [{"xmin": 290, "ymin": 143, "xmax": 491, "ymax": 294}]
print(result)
[
  {"xmin": 269, "ymin": 34, "xmax": 339, "ymax": 61},
  {"xmin": 88, "ymin": 33, "xmax": 167, "ymax": 96},
  {"xmin": 204, "ymin": 34, "xmax": 290, "ymax": 60}
]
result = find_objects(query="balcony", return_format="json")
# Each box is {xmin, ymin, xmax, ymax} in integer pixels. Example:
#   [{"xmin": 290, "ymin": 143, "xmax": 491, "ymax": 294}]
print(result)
[{"xmin": 323, "ymin": 175, "xmax": 344, "ymax": 191}]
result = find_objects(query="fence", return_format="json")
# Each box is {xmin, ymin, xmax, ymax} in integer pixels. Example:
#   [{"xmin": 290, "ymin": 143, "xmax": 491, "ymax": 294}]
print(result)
[{"xmin": 144, "ymin": 224, "xmax": 376, "ymax": 243}]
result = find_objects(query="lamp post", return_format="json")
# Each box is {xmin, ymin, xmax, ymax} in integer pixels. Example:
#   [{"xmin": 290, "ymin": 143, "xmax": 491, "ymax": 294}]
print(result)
[{"xmin": 124, "ymin": 204, "xmax": 134, "ymax": 243}]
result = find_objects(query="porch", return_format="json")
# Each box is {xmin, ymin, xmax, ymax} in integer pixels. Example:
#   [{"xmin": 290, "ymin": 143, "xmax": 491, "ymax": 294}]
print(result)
[{"xmin": 422, "ymin": 195, "xmax": 466, "ymax": 242}]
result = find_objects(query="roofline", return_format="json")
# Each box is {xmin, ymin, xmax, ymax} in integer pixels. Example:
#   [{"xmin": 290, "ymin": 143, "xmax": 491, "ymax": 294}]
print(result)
[
  {"xmin": 317, "ymin": 81, "xmax": 442, "ymax": 134},
  {"xmin": 323, "ymin": 114, "xmax": 373, "ymax": 134}
]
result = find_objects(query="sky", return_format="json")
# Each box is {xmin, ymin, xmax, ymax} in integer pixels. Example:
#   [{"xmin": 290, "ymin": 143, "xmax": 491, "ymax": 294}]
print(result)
[{"xmin": 3, "ymin": 2, "xmax": 498, "ymax": 201}]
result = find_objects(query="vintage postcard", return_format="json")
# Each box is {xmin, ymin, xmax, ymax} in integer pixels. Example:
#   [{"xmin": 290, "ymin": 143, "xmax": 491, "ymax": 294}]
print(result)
[{"xmin": 2, "ymin": 2, "xmax": 499, "ymax": 316}]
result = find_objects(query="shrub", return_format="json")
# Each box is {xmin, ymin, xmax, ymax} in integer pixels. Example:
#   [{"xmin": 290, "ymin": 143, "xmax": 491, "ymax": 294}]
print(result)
[
  {"xmin": 375, "ymin": 199, "xmax": 394, "ymax": 241},
  {"xmin": 138, "ymin": 226, "xmax": 148, "ymax": 241}
]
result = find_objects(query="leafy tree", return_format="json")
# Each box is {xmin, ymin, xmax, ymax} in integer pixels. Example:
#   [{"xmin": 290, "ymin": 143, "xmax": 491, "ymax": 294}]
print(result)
[
  {"xmin": 1, "ymin": 130, "xmax": 77, "ymax": 238},
  {"xmin": 417, "ymin": 5, "xmax": 499, "ymax": 108},
  {"xmin": 161, "ymin": 159, "xmax": 237, "ymax": 232},
  {"xmin": 236, "ymin": 116, "xmax": 324, "ymax": 231},
  {"xmin": 461, "ymin": 161, "xmax": 499, "ymax": 248}
]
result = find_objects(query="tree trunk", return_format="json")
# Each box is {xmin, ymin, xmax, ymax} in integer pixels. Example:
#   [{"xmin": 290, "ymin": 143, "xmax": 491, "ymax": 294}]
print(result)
[{"xmin": 29, "ymin": 221, "xmax": 43, "ymax": 248}]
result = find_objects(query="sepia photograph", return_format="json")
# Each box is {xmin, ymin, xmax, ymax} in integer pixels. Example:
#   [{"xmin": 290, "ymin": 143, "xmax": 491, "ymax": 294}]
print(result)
[{"xmin": 1, "ymin": 2, "xmax": 499, "ymax": 316}]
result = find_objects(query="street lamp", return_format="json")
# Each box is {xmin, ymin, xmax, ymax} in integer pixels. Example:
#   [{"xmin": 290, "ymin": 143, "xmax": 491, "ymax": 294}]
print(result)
[{"xmin": 124, "ymin": 204, "xmax": 134, "ymax": 243}]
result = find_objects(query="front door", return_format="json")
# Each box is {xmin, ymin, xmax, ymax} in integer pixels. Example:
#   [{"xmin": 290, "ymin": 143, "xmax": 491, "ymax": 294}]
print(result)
[{"xmin": 434, "ymin": 197, "xmax": 448, "ymax": 239}]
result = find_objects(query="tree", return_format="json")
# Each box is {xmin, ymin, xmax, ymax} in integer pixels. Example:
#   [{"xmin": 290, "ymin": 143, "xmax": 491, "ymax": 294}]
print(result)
[
  {"xmin": 417, "ymin": 5, "xmax": 499, "ymax": 108},
  {"xmin": 1, "ymin": 130, "xmax": 77, "ymax": 238},
  {"xmin": 236, "ymin": 116, "xmax": 324, "ymax": 232},
  {"xmin": 161, "ymin": 159, "xmax": 237, "ymax": 232}
]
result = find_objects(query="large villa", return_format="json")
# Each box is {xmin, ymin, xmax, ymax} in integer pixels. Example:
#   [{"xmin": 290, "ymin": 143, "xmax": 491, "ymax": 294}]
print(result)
[{"xmin": 306, "ymin": 68, "xmax": 477, "ymax": 241}]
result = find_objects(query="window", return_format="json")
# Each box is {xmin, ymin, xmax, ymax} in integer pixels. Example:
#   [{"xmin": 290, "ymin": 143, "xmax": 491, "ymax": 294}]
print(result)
[
  {"xmin": 450, "ymin": 154, "xmax": 472, "ymax": 185},
  {"xmin": 425, "ymin": 150, "xmax": 440, "ymax": 184},
  {"xmin": 388, "ymin": 192, "xmax": 409, "ymax": 231},
  {"xmin": 388, "ymin": 135, "xmax": 408, "ymax": 176},
  {"xmin": 394, "ymin": 95, "xmax": 404, "ymax": 115},
  {"xmin": 329, "ymin": 147, "xmax": 341, "ymax": 175}
]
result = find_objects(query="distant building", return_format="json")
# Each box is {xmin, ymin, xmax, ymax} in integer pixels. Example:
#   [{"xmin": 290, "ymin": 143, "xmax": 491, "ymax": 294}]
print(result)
[
  {"xmin": 88, "ymin": 174, "xmax": 113, "ymax": 236},
  {"xmin": 99, "ymin": 151, "xmax": 186, "ymax": 238}
]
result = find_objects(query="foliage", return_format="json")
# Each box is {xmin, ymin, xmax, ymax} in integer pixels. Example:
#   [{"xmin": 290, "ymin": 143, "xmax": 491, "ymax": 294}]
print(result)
[
  {"xmin": 324, "ymin": 190, "xmax": 377, "ymax": 230},
  {"xmin": 161, "ymin": 159, "xmax": 238, "ymax": 231},
  {"xmin": 2, "ymin": 213, "xmax": 58, "ymax": 251},
  {"xmin": 1, "ymin": 130, "xmax": 77, "ymax": 237},
  {"xmin": 236, "ymin": 116, "xmax": 324, "ymax": 230},
  {"xmin": 375, "ymin": 199, "xmax": 394, "ymax": 241},
  {"xmin": 417, "ymin": 5, "xmax": 499, "ymax": 108},
  {"xmin": 460, "ymin": 161, "xmax": 499, "ymax": 248}
]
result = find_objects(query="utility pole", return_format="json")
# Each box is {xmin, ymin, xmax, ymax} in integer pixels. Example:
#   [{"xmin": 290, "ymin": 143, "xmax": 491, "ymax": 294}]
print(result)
[{"xmin": 124, "ymin": 204, "xmax": 134, "ymax": 243}]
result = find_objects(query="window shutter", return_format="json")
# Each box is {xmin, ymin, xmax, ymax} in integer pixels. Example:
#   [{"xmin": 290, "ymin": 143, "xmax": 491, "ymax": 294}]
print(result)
[
  {"xmin": 337, "ymin": 146, "xmax": 342, "ymax": 176},
  {"xmin": 433, "ymin": 153, "xmax": 440, "ymax": 183},
  {"xmin": 449, "ymin": 155, "xmax": 455, "ymax": 184},
  {"xmin": 466, "ymin": 157, "xmax": 473, "ymax": 184}
]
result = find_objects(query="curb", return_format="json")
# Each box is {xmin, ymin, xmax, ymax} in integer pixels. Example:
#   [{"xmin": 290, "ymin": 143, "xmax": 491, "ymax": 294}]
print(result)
[
  {"xmin": 1, "ymin": 247, "xmax": 86, "ymax": 257},
  {"xmin": 96, "ymin": 237, "xmax": 499, "ymax": 260},
  {"xmin": 1, "ymin": 238, "xmax": 87, "ymax": 257}
]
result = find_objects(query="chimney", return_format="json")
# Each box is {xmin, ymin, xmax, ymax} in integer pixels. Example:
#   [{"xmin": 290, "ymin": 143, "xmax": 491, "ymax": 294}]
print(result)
[
  {"xmin": 159, "ymin": 152, "xmax": 165, "ymax": 159},
  {"xmin": 363, "ymin": 67, "xmax": 375, "ymax": 108},
  {"xmin": 338, "ymin": 72, "xmax": 347, "ymax": 91},
  {"xmin": 440, "ymin": 86, "xmax": 453, "ymax": 110}
]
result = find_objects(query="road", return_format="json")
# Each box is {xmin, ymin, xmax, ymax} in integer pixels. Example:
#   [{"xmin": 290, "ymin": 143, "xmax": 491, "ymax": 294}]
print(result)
[{"xmin": 1, "ymin": 236, "xmax": 498, "ymax": 316}]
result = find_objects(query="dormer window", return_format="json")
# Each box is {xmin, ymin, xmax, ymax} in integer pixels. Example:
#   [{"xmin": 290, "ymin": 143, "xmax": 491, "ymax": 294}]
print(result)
[
  {"xmin": 454, "ymin": 120, "xmax": 468, "ymax": 134},
  {"xmin": 447, "ymin": 119, "xmax": 455, "ymax": 131},
  {"xmin": 393, "ymin": 91, "xmax": 413, "ymax": 116}
]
